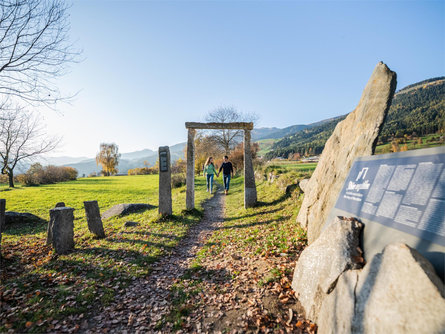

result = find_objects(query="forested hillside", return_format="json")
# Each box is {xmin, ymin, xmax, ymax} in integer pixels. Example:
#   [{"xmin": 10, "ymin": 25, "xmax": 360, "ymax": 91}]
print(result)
[{"xmin": 265, "ymin": 77, "xmax": 445, "ymax": 159}]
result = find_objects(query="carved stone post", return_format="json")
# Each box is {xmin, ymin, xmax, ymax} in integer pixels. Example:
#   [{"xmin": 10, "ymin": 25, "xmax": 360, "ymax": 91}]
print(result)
[
  {"xmin": 244, "ymin": 129, "xmax": 257, "ymax": 208},
  {"xmin": 49, "ymin": 207, "xmax": 75, "ymax": 255},
  {"xmin": 158, "ymin": 146, "xmax": 172, "ymax": 215},
  {"xmin": 186, "ymin": 128, "xmax": 196, "ymax": 210}
]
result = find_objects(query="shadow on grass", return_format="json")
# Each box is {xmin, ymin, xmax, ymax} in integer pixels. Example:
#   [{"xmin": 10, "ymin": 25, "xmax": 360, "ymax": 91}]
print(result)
[
  {"xmin": 217, "ymin": 217, "xmax": 287, "ymax": 230},
  {"xmin": 120, "ymin": 231, "xmax": 181, "ymax": 240},
  {"xmin": 72, "ymin": 247, "xmax": 158, "ymax": 267},
  {"xmin": 256, "ymin": 191, "xmax": 291, "ymax": 207},
  {"xmin": 107, "ymin": 238, "xmax": 176, "ymax": 250},
  {"xmin": 224, "ymin": 208, "xmax": 281, "ymax": 221},
  {"xmin": 4, "ymin": 219, "xmax": 47, "ymax": 236}
]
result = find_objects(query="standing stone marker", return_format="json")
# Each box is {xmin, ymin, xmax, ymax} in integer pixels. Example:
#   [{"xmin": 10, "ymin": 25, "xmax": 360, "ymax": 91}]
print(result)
[
  {"xmin": 244, "ymin": 129, "xmax": 257, "ymax": 208},
  {"xmin": 159, "ymin": 146, "xmax": 172, "ymax": 215},
  {"xmin": 297, "ymin": 62, "xmax": 397, "ymax": 244},
  {"xmin": 186, "ymin": 128, "xmax": 196, "ymax": 210},
  {"xmin": 55, "ymin": 202, "xmax": 65, "ymax": 208},
  {"xmin": 49, "ymin": 207, "xmax": 75, "ymax": 255},
  {"xmin": 0, "ymin": 199, "xmax": 5, "ymax": 248},
  {"xmin": 327, "ymin": 146, "xmax": 445, "ymax": 280},
  {"xmin": 84, "ymin": 201, "xmax": 106, "ymax": 238}
]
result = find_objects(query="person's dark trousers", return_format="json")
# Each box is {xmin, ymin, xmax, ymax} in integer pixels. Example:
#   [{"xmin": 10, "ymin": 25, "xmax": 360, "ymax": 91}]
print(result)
[{"xmin": 223, "ymin": 174, "xmax": 231, "ymax": 191}]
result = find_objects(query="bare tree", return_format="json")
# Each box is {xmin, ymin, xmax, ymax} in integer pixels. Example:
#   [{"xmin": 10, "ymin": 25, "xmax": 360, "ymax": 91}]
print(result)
[
  {"xmin": 0, "ymin": 105, "xmax": 59, "ymax": 187},
  {"xmin": 96, "ymin": 143, "xmax": 120, "ymax": 176},
  {"xmin": 0, "ymin": 0, "xmax": 79, "ymax": 106},
  {"xmin": 205, "ymin": 106, "xmax": 258, "ymax": 154}
]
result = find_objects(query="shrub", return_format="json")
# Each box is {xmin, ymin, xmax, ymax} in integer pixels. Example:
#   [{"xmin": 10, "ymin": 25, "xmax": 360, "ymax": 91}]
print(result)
[
  {"xmin": 171, "ymin": 173, "xmax": 186, "ymax": 188},
  {"xmin": 18, "ymin": 163, "xmax": 78, "ymax": 186},
  {"xmin": 128, "ymin": 167, "xmax": 157, "ymax": 175}
]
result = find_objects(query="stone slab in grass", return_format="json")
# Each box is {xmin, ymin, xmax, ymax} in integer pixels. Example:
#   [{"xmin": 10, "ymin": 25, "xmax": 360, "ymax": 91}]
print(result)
[
  {"xmin": 5, "ymin": 211, "xmax": 45, "ymax": 226},
  {"xmin": 101, "ymin": 203, "xmax": 155, "ymax": 220}
]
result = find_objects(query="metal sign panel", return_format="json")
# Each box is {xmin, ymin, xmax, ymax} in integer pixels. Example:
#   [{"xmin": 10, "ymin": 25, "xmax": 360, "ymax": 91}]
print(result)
[{"xmin": 327, "ymin": 146, "xmax": 445, "ymax": 280}]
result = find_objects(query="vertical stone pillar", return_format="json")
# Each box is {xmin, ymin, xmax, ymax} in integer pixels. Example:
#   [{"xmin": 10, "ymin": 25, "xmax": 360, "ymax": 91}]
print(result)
[
  {"xmin": 186, "ymin": 128, "xmax": 196, "ymax": 210},
  {"xmin": 84, "ymin": 201, "xmax": 106, "ymax": 238},
  {"xmin": 49, "ymin": 207, "xmax": 75, "ymax": 255},
  {"xmin": 158, "ymin": 146, "xmax": 172, "ymax": 215},
  {"xmin": 0, "ymin": 199, "xmax": 5, "ymax": 249},
  {"xmin": 244, "ymin": 129, "xmax": 257, "ymax": 208}
]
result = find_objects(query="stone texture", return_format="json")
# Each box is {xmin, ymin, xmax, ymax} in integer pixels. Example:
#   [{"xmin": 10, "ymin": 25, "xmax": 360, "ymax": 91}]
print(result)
[
  {"xmin": 298, "ymin": 179, "xmax": 309, "ymax": 193},
  {"xmin": 353, "ymin": 243, "xmax": 445, "ymax": 334},
  {"xmin": 291, "ymin": 216, "xmax": 364, "ymax": 322},
  {"xmin": 55, "ymin": 202, "xmax": 65, "ymax": 208},
  {"xmin": 50, "ymin": 207, "xmax": 75, "ymax": 255},
  {"xmin": 318, "ymin": 243, "xmax": 445, "ymax": 334},
  {"xmin": 318, "ymin": 270, "xmax": 359, "ymax": 334},
  {"xmin": 186, "ymin": 128, "xmax": 196, "ymax": 210},
  {"xmin": 244, "ymin": 129, "xmax": 257, "ymax": 208},
  {"xmin": 158, "ymin": 146, "xmax": 172, "ymax": 215},
  {"xmin": 0, "ymin": 199, "xmax": 5, "ymax": 248},
  {"xmin": 84, "ymin": 201, "xmax": 105, "ymax": 238},
  {"xmin": 297, "ymin": 62, "xmax": 397, "ymax": 244},
  {"xmin": 5, "ymin": 211, "xmax": 44, "ymax": 225},
  {"xmin": 101, "ymin": 203, "xmax": 154, "ymax": 220}
]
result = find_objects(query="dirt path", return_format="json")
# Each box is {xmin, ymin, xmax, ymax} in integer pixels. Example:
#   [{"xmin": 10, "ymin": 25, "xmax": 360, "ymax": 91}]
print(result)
[{"xmin": 85, "ymin": 187, "xmax": 226, "ymax": 333}]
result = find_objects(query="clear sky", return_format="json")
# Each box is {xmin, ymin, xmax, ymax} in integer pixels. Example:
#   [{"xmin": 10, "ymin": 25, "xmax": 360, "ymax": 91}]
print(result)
[{"xmin": 41, "ymin": 0, "xmax": 445, "ymax": 157}]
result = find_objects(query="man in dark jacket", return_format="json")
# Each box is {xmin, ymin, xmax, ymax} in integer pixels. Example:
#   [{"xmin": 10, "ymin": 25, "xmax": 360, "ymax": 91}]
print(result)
[{"xmin": 218, "ymin": 155, "xmax": 234, "ymax": 195}]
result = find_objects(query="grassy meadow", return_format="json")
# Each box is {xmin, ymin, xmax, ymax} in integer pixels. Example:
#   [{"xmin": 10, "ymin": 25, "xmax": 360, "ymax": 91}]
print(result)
[{"xmin": 0, "ymin": 175, "xmax": 212, "ymax": 332}]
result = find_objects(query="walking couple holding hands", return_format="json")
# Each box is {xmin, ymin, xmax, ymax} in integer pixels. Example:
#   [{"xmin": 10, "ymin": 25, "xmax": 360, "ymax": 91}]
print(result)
[{"xmin": 203, "ymin": 155, "xmax": 234, "ymax": 195}]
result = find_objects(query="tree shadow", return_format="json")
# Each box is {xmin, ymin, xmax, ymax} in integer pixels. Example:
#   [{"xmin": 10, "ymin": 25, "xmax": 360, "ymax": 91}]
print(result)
[
  {"xmin": 255, "ymin": 192, "xmax": 291, "ymax": 207},
  {"xmin": 223, "ymin": 208, "xmax": 281, "ymax": 221},
  {"xmin": 119, "ymin": 231, "xmax": 181, "ymax": 240},
  {"xmin": 106, "ymin": 238, "xmax": 175, "ymax": 250},
  {"xmin": 217, "ymin": 217, "xmax": 287, "ymax": 230}
]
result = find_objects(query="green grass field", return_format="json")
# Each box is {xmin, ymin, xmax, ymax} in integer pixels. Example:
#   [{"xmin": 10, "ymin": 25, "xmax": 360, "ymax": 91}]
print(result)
[{"xmin": 0, "ymin": 175, "xmax": 213, "ymax": 332}]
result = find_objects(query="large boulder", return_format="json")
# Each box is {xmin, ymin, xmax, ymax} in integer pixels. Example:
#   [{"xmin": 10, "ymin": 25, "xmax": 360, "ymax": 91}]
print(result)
[
  {"xmin": 318, "ymin": 243, "xmax": 445, "ymax": 334},
  {"xmin": 101, "ymin": 203, "xmax": 154, "ymax": 220},
  {"xmin": 297, "ymin": 62, "xmax": 397, "ymax": 244},
  {"xmin": 291, "ymin": 216, "xmax": 364, "ymax": 322}
]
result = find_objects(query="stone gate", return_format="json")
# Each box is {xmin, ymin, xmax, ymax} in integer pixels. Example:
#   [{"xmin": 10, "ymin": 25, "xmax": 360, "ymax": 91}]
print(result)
[{"xmin": 185, "ymin": 122, "xmax": 257, "ymax": 209}]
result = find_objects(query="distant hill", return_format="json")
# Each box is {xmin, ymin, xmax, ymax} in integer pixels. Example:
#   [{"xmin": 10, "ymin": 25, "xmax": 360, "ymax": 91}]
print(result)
[
  {"xmin": 55, "ymin": 143, "xmax": 186, "ymax": 177},
  {"xmin": 265, "ymin": 77, "xmax": 445, "ymax": 159}
]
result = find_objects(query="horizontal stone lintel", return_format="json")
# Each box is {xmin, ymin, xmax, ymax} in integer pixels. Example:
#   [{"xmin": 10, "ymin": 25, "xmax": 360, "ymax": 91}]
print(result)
[{"xmin": 185, "ymin": 122, "xmax": 253, "ymax": 130}]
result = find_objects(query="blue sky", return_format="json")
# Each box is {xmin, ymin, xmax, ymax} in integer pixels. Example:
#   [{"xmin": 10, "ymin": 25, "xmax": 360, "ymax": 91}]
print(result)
[{"xmin": 43, "ymin": 0, "xmax": 445, "ymax": 157}]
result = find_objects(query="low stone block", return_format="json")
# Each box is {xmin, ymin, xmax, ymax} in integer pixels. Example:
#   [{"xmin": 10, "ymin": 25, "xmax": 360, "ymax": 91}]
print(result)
[
  {"xmin": 55, "ymin": 202, "xmax": 65, "ymax": 208},
  {"xmin": 101, "ymin": 203, "xmax": 154, "ymax": 220},
  {"xmin": 298, "ymin": 179, "xmax": 309, "ymax": 193},
  {"xmin": 50, "ymin": 207, "xmax": 75, "ymax": 255},
  {"xmin": 291, "ymin": 216, "xmax": 364, "ymax": 322},
  {"xmin": 84, "ymin": 201, "xmax": 105, "ymax": 238}
]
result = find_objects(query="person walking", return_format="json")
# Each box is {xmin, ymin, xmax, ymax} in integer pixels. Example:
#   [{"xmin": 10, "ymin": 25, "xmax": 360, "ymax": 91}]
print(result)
[
  {"xmin": 203, "ymin": 157, "xmax": 217, "ymax": 193},
  {"xmin": 218, "ymin": 155, "xmax": 234, "ymax": 195}
]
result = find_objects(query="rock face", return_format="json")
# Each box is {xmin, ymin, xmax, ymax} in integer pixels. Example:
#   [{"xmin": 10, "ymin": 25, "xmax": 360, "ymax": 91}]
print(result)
[
  {"xmin": 297, "ymin": 62, "xmax": 397, "ymax": 244},
  {"xmin": 49, "ymin": 207, "xmax": 75, "ymax": 255},
  {"xmin": 298, "ymin": 179, "xmax": 309, "ymax": 193},
  {"xmin": 291, "ymin": 217, "xmax": 364, "ymax": 321},
  {"xmin": 318, "ymin": 244, "xmax": 445, "ymax": 334},
  {"xmin": 101, "ymin": 203, "xmax": 154, "ymax": 220},
  {"xmin": 84, "ymin": 201, "xmax": 105, "ymax": 238}
]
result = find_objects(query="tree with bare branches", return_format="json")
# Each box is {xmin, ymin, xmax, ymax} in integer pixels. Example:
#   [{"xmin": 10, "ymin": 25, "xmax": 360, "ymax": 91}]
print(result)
[
  {"xmin": 205, "ymin": 107, "xmax": 258, "ymax": 154},
  {"xmin": 96, "ymin": 143, "xmax": 120, "ymax": 176},
  {"xmin": 0, "ymin": 105, "xmax": 59, "ymax": 187},
  {"xmin": 0, "ymin": 0, "xmax": 79, "ymax": 106}
]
